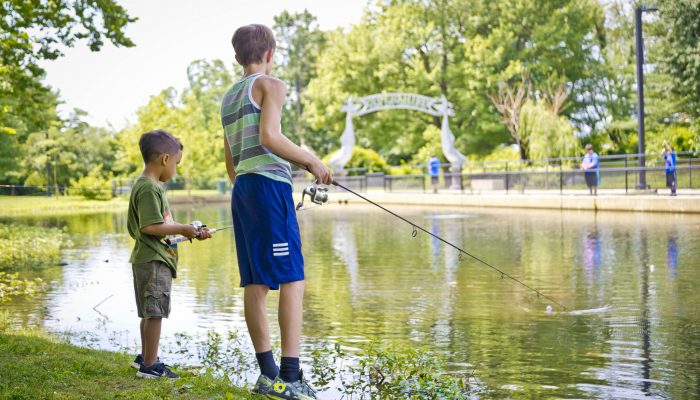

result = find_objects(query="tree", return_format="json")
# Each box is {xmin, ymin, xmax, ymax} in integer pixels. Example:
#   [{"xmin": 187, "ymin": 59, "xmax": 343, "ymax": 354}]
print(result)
[
  {"xmin": 0, "ymin": 0, "xmax": 136, "ymax": 136},
  {"xmin": 655, "ymin": 0, "xmax": 700, "ymax": 118},
  {"xmin": 488, "ymin": 78, "xmax": 530, "ymax": 160},
  {"xmin": 116, "ymin": 60, "xmax": 236, "ymax": 191},
  {"xmin": 273, "ymin": 10, "xmax": 325, "ymax": 147}
]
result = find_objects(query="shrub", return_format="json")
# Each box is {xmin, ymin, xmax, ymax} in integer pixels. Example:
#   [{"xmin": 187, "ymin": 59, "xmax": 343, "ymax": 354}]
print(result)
[
  {"xmin": 323, "ymin": 146, "xmax": 388, "ymax": 175},
  {"xmin": 69, "ymin": 167, "xmax": 113, "ymax": 200},
  {"xmin": 0, "ymin": 224, "xmax": 68, "ymax": 270}
]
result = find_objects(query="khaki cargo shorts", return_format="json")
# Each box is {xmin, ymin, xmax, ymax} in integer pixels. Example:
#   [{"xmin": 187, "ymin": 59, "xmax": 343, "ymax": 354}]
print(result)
[{"xmin": 132, "ymin": 260, "xmax": 172, "ymax": 318}]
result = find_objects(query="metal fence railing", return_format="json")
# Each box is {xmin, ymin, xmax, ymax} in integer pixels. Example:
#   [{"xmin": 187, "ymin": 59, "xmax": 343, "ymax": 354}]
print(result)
[{"xmin": 2, "ymin": 152, "xmax": 698, "ymax": 197}]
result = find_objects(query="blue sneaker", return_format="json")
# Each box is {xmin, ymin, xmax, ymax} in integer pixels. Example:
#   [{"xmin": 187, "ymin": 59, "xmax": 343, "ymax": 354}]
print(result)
[
  {"xmin": 131, "ymin": 354, "xmax": 159, "ymax": 369},
  {"xmin": 136, "ymin": 362, "xmax": 179, "ymax": 379},
  {"xmin": 267, "ymin": 371, "xmax": 316, "ymax": 399}
]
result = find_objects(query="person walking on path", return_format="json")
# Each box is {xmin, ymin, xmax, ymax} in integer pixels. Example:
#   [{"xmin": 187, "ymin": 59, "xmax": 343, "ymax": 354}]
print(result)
[
  {"xmin": 428, "ymin": 154, "xmax": 441, "ymax": 193},
  {"xmin": 663, "ymin": 142, "xmax": 677, "ymax": 196},
  {"xmin": 581, "ymin": 144, "xmax": 600, "ymax": 196}
]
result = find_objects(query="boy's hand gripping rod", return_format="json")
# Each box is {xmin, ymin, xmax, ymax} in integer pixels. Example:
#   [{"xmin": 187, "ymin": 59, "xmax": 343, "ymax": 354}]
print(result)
[{"xmin": 164, "ymin": 221, "xmax": 231, "ymax": 245}]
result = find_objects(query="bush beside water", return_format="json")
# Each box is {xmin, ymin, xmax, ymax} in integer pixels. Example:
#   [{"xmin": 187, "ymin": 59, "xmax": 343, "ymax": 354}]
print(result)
[
  {"xmin": 0, "ymin": 224, "xmax": 69, "ymax": 301},
  {"xmin": 0, "ymin": 224, "xmax": 68, "ymax": 270}
]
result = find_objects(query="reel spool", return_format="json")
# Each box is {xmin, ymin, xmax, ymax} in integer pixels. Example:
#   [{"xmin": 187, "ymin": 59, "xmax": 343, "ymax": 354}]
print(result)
[{"xmin": 296, "ymin": 181, "xmax": 329, "ymax": 211}]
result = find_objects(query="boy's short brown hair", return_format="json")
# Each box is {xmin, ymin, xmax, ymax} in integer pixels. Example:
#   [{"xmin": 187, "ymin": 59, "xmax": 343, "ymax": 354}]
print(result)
[
  {"xmin": 231, "ymin": 24, "xmax": 276, "ymax": 66},
  {"xmin": 139, "ymin": 130, "xmax": 183, "ymax": 163}
]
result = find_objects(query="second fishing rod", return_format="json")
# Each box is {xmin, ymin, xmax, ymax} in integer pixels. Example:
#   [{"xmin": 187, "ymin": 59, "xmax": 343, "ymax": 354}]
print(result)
[{"xmin": 297, "ymin": 179, "xmax": 570, "ymax": 312}]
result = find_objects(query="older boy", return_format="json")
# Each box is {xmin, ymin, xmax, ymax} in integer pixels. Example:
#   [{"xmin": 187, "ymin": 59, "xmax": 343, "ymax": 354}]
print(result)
[
  {"xmin": 128, "ymin": 130, "xmax": 210, "ymax": 378},
  {"xmin": 221, "ymin": 24, "xmax": 331, "ymax": 399}
]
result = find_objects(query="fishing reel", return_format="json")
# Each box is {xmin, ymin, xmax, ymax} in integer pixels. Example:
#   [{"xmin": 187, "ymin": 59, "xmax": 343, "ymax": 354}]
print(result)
[
  {"xmin": 166, "ymin": 221, "xmax": 207, "ymax": 245},
  {"xmin": 296, "ymin": 181, "xmax": 329, "ymax": 211}
]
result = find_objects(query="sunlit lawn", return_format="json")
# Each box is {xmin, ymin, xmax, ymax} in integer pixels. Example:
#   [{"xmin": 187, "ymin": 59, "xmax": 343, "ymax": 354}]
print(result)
[
  {"xmin": 0, "ymin": 196, "xmax": 127, "ymax": 218},
  {"xmin": 166, "ymin": 189, "xmax": 224, "ymax": 197},
  {"xmin": 0, "ymin": 329, "xmax": 253, "ymax": 399}
]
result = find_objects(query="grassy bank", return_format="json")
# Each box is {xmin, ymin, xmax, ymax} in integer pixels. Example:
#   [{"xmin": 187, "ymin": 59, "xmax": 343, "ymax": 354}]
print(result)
[
  {"xmin": 0, "ymin": 195, "xmax": 127, "ymax": 218},
  {"xmin": 0, "ymin": 330, "xmax": 254, "ymax": 399}
]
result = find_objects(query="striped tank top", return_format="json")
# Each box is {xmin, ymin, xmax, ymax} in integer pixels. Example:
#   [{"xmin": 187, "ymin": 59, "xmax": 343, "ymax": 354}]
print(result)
[{"xmin": 221, "ymin": 73, "xmax": 293, "ymax": 185}]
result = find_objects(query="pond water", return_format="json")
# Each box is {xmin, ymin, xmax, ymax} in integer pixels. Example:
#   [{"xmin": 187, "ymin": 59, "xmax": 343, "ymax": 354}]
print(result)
[{"xmin": 4, "ymin": 203, "xmax": 700, "ymax": 399}]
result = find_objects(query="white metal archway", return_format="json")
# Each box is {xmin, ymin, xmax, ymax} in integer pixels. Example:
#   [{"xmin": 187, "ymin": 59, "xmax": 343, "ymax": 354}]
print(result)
[{"xmin": 329, "ymin": 93, "xmax": 466, "ymax": 188}]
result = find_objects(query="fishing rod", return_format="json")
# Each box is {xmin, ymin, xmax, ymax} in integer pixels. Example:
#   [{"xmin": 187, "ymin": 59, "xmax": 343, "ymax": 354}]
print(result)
[
  {"xmin": 307, "ymin": 180, "xmax": 570, "ymax": 312},
  {"xmin": 164, "ymin": 220, "xmax": 232, "ymax": 245}
]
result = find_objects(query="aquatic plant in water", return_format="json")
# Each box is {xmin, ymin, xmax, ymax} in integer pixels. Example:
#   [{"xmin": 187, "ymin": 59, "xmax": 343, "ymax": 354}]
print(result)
[
  {"xmin": 171, "ymin": 330, "xmax": 470, "ymax": 399},
  {"xmin": 0, "ymin": 272, "xmax": 47, "ymax": 302},
  {"xmin": 0, "ymin": 224, "xmax": 69, "ymax": 270}
]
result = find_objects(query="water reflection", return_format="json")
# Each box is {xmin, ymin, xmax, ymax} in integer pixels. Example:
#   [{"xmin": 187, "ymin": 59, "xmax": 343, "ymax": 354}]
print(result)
[
  {"xmin": 667, "ymin": 235, "xmax": 678, "ymax": 278},
  {"xmin": 4, "ymin": 206, "xmax": 700, "ymax": 399},
  {"xmin": 331, "ymin": 217, "xmax": 359, "ymax": 295}
]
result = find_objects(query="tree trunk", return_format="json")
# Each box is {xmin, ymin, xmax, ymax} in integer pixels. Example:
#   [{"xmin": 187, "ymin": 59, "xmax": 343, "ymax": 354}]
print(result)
[{"xmin": 518, "ymin": 140, "xmax": 529, "ymax": 161}]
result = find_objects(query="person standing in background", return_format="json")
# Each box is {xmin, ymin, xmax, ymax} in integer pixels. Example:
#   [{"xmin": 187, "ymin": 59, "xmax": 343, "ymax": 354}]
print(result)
[
  {"xmin": 428, "ymin": 154, "xmax": 441, "ymax": 194},
  {"xmin": 663, "ymin": 141, "xmax": 677, "ymax": 196},
  {"xmin": 580, "ymin": 144, "xmax": 600, "ymax": 196}
]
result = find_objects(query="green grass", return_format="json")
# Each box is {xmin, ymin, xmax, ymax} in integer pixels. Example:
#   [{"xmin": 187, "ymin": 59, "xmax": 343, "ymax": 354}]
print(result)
[
  {"xmin": 166, "ymin": 189, "xmax": 224, "ymax": 197},
  {"xmin": 0, "ymin": 329, "xmax": 255, "ymax": 400},
  {"xmin": 0, "ymin": 196, "xmax": 127, "ymax": 218}
]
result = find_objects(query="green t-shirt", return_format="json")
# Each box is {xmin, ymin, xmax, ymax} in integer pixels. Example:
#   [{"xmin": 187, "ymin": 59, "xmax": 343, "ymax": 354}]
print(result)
[{"xmin": 128, "ymin": 176, "xmax": 178, "ymax": 277}]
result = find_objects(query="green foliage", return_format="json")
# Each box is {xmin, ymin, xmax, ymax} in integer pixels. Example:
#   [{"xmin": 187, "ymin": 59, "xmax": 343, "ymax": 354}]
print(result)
[
  {"xmin": 310, "ymin": 342, "xmax": 470, "ymax": 399},
  {"xmin": 0, "ymin": 224, "xmax": 68, "ymax": 270},
  {"xmin": 273, "ymin": 10, "xmax": 326, "ymax": 147},
  {"xmin": 411, "ymin": 125, "xmax": 443, "ymax": 166},
  {"xmin": 655, "ymin": 0, "xmax": 700, "ymax": 117},
  {"xmin": 323, "ymin": 146, "xmax": 388, "ymax": 174},
  {"xmin": 386, "ymin": 160, "xmax": 423, "ymax": 176},
  {"xmin": 521, "ymin": 100, "xmax": 578, "ymax": 159},
  {"xmin": 0, "ymin": 0, "xmax": 135, "ymax": 138},
  {"xmin": 116, "ymin": 60, "xmax": 236, "ymax": 190},
  {"xmin": 471, "ymin": 145, "xmax": 521, "ymax": 163},
  {"xmin": 69, "ymin": 166, "xmax": 113, "ymax": 200},
  {"xmin": 0, "ymin": 330, "xmax": 254, "ymax": 399},
  {"xmin": 0, "ymin": 272, "xmax": 47, "ymax": 302},
  {"xmin": 647, "ymin": 125, "xmax": 697, "ymax": 153}
]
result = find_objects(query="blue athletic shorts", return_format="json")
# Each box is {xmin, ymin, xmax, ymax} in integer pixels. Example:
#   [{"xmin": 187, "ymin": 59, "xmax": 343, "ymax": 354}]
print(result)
[{"xmin": 231, "ymin": 173, "xmax": 304, "ymax": 289}]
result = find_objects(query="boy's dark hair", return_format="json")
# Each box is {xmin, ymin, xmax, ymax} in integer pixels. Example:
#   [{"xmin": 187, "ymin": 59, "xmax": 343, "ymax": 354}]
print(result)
[
  {"xmin": 231, "ymin": 24, "xmax": 276, "ymax": 66},
  {"xmin": 139, "ymin": 130, "xmax": 183, "ymax": 163}
]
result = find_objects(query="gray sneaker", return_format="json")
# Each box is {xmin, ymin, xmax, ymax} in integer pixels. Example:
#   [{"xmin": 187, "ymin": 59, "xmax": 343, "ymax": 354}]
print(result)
[
  {"xmin": 252, "ymin": 374, "xmax": 274, "ymax": 394},
  {"xmin": 266, "ymin": 371, "xmax": 316, "ymax": 400}
]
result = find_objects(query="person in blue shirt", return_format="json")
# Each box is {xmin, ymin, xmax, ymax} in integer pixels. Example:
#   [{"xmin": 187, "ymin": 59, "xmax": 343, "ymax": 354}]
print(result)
[
  {"xmin": 663, "ymin": 142, "xmax": 677, "ymax": 196},
  {"xmin": 428, "ymin": 155, "xmax": 441, "ymax": 193},
  {"xmin": 580, "ymin": 144, "xmax": 600, "ymax": 196}
]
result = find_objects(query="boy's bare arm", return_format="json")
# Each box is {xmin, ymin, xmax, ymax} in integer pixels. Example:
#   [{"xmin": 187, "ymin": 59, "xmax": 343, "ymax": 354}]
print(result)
[
  {"xmin": 257, "ymin": 77, "xmax": 331, "ymax": 184},
  {"xmin": 142, "ymin": 223, "xmax": 198, "ymax": 238},
  {"xmin": 224, "ymin": 136, "xmax": 236, "ymax": 183}
]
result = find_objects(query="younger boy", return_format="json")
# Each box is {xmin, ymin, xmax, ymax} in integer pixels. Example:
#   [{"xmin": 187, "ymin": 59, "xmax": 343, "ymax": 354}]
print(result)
[
  {"xmin": 127, "ymin": 129, "xmax": 211, "ymax": 378},
  {"xmin": 222, "ymin": 25, "xmax": 331, "ymax": 399}
]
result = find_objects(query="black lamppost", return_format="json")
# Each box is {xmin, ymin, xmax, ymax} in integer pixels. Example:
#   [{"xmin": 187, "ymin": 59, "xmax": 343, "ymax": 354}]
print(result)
[{"xmin": 635, "ymin": 5, "xmax": 657, "ymax": 189}]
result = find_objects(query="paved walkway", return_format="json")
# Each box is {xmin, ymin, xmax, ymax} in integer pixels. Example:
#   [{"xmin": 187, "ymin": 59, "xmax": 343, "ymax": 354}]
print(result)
[{"xmin": 169, "ymin": 189, "xmax": 699, "ymax": 213}]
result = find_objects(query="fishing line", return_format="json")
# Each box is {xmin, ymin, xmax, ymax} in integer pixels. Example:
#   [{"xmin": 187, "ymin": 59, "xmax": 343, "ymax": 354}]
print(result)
[{"xmin": 332, "ymin": 180, "xmax": 570, "ymax": 312}]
